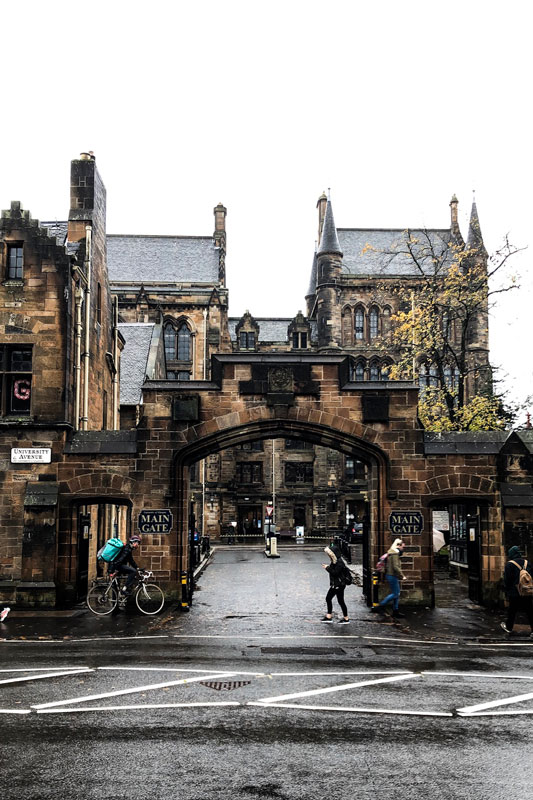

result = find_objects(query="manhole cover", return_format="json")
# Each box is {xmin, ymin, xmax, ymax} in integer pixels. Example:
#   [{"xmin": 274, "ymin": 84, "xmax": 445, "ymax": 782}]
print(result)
[
  {"xmin": 260, "ymin": 646, "xmax": 346, "ymax": 656},
  {"xmin": 200, "ymin": 680, "xmax": 252, "ymax": 691}
]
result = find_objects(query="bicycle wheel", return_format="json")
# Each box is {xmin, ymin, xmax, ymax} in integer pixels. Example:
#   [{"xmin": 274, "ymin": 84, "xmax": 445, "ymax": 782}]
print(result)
[
  {"xmin": 135, "ymin": 583, "xmax": 164, "ymax": 615},
  {"xmin": 87, "ymin": 583, "xmax": 118, "ymax": 615}
]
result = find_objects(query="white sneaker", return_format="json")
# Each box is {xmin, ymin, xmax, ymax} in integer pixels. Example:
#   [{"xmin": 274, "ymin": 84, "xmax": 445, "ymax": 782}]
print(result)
[{"xmin": 0, "ymin": 607, "xmax": 10, "ymax": 622}]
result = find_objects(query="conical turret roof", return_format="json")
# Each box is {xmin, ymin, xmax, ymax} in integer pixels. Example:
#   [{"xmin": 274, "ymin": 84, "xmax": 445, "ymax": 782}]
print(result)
[
  {"xmin": 317, "ymin": 198, "xmax": 343, "ymax": 256},
  {"xmin": 466, "ymin": 198, "xmax": 487, "ymax": 255},
  {"xmin": 306, "ymin": 249, "xmax": 318, "ymax": 297}
]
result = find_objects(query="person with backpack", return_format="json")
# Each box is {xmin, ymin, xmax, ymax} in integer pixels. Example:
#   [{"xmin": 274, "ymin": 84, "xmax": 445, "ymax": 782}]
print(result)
[
  {"xmin": 370, "ymin": 538, "xmax": 406, "ymax": 619},
  {"xmin": 501, "ymin": 545, "xmax": 533, "ymax": 637},
  {"xmin": 110, "ymin": 535, "xmax": 142, "ymax": 596},
  {"xmin": 321, "ymin": 542, "xmax": 351, "ymax": 624}
]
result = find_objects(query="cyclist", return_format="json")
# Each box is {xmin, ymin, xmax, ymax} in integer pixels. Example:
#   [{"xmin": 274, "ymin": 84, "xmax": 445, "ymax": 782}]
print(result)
[{"xmin": 110, "ymin": 534, "xmax": 142, "ymax": 596}]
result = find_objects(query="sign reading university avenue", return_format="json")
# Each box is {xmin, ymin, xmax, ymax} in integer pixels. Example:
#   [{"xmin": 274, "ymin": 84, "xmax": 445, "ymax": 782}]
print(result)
[
  {"xmin": 389, "ymin": 511, "xmax": 423, "ymax": 535},
  {"xmin": 138, "ymin": 509, "xmax": 173, "ymax": 534}
]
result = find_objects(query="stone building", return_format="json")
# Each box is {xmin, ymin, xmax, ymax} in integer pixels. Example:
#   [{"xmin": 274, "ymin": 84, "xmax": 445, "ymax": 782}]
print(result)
[{"xmin": 1, "ymin": 153, "xmax": 532, "ymax": 610}]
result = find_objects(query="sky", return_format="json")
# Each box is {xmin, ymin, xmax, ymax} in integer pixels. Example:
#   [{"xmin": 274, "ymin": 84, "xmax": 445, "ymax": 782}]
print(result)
[{"xmin": 1, "ymin": 0, "xmax": 531, "ymax": 414}]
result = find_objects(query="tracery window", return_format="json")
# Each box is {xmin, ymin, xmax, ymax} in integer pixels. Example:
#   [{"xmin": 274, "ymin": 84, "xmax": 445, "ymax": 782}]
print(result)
[
  {"xmin": 369, "ymin": 307, "xmax": 379, "ymax": 339},
  {"xmin": 354, "ymin": 307, "xmax": 365, "ymax": 341}
]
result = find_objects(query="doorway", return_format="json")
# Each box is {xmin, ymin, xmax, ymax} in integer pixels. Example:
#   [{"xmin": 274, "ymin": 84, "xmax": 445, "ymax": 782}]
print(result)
[{"xmin": 238, "ymin": 504, "xmax": 263, "ymax": 538}]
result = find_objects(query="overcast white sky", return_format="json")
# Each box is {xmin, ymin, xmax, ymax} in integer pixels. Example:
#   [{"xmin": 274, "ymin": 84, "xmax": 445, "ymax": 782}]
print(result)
[{"xmin": 1, "ymin": 1, "xmax": 531, "ymax": 413}]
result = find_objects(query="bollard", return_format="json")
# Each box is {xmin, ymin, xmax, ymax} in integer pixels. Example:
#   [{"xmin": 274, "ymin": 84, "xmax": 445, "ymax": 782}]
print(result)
[
  {"xmin": 372, "ymin": 571, "xmax": 379, "ymax": 607},
  {"xmin": 181, "ymin": 570, "xmax": 190, "ymax": 611}
]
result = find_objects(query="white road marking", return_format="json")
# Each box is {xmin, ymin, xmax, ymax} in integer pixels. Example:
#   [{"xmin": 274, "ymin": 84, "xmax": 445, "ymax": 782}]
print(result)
[
  {"xmin": 363, "ymin": 636, "xmax": 459, "ymax": 646},
  {"xmin": 0, "ymin": 708, "xmax": 32, "ymax": 715},
  {"xmin": 422, "ymin": 671, "xmax": 533, "ymax": 681},
  {"xmin": 457, "ymin": 689, "xmax": 533, "ymax": 716},
  {"xmin": 37, "ymin": 702, "xmax": 240, "ymax": 714},
  {"xmin": 267, "ymin": 670, "xmax": 412, "ymax": 677},
  {"xmin": 172, "ymin": 634, "xmax": 363, "ymax": 639},
  {"xmin": 0, "ymin": 668, "xmax": 93, "ymax": 686},
  {"xmin": 464, "ymin": 641, "xmax": 533, "ymax": 648},
  {"xmin": 247, "ymin": 701, "xmax": 453, "ymax": 718},
  {"xmin": 456, "ymin": 709, "xmax": 533, "ymax": 717},
  {"xmin": 0, "ymin": 667, "xmax": 88, "ymax": 673},
  {"xmin": 97, "ymin": 667, "xmax": 265, "ymax": 676},
  {"xmin": 256, "ymin": 672, "xmax": 418, "ymax": 704},
  {"xmin": 31, "ymin": 672, "xmax": 237, "ymax": 710}
]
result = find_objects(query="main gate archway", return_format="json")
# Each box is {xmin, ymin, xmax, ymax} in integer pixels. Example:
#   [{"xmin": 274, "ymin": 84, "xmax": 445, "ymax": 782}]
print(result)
[{"xmin": 173, "ymin": 416, "xmax": 391, "ymax": 605}]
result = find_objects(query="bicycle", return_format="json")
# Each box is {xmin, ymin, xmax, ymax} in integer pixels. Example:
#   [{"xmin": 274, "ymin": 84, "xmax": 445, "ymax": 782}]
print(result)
[{"xmin": 86, "ymin": 569, "xmax": 165, "ymax": 616}]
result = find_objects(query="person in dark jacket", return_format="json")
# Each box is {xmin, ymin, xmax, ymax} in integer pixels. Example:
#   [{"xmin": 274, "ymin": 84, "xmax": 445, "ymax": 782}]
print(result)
[
  {"xmin": 501, "ymin": 545, "xmax": 533, "ymax": 636},
  {"xmin": 111, "ymin": 535, "xmax": 142, "ymax": 595},
  {"xmin": 321, "ymin": 543, "xmax": 350, "ymax": 624}
]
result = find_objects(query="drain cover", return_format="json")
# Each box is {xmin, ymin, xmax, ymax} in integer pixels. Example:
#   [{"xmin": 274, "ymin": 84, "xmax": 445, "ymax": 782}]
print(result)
[
  {"xmin": 260, "ymin": 646, "xmax": 346, "ymax": 656},
  {"xmin": 200, "ymin": 680, "xmax": 252, "ymax": 691}
]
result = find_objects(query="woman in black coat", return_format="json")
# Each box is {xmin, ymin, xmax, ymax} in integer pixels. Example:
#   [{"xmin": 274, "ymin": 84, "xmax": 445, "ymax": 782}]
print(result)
[{"xmin": 322, "ymin": 543, "xmax": 350, "ymax": 625}]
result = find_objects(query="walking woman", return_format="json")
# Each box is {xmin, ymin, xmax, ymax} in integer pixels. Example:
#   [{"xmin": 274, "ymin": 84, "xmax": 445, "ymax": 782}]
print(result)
[
  {"xmin": 371, "ymin": 537, "xmax": 406, "ymax": 618},
  {"xmin": 322, "ymin": 543, "xmax": 350, "ymax": 624}
]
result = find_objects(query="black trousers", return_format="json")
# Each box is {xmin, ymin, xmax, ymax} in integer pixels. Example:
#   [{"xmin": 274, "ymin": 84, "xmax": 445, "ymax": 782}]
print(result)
[
  {"xmin": 506, "ymin": 596, "xmax": 533, "ymax": 631},
  {"xmin": 326, "ymin": 586, "xmax": 348, "ymax": 617},
  {"xmin": 115, "ymin": 565, "xmax": 137, "ymax": 590}
]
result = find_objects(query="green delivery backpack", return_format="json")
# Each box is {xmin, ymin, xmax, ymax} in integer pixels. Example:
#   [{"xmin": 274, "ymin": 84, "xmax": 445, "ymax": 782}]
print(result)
[{"xmin": 97, "ymin": 537, "xmax": 125, "ymax": 563}]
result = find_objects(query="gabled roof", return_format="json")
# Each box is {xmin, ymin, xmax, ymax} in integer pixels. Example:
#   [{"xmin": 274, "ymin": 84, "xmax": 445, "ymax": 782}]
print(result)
[
  {"xmin": 118, "ymin": 323, "xmax": 156, "ymax": 405},
  {"xmin": 229, "ymin": 317, "xmax": 318, "ymax": 343},
  {"xmin": 423, "ymin": 431, "xmax": 530, "ymax": 455},
  {"xmin": 338, "ymin": 228, "xmax": 455, "ymax": 276},
  {"xmin": 107, "ymin": 235, "xmax": 219, "ymax": 284}
]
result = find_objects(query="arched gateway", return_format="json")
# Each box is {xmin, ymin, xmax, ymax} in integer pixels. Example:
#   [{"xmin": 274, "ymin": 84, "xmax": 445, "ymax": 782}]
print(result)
[{"xmin": 54, "ymin": 352, "xmax": 502, "ymax": 608}]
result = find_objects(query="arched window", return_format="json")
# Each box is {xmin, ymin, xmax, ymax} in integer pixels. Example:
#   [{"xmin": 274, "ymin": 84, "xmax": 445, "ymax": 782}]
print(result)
[
  {"xmin": 164, "ymin": 323, "xmax": 176, "ymax": 360},
  {"xmin": 342, "ymin": 308, "xmax": 353, "ymax": 345},
  {"xmin": 369, "ymin": 360, "xmax": 380, "ymax": 381},
  {"xmin": 369, "ymin": 307, "xmax": 379, "ymax": 340},
  {"xmin": 352, "ymin": 360, "xmax": 365, "ymax": 381},
  {"xmin": 429, "ymin": 364, "xmax": 439, "ymax": 388},
  {"xmin": 354, "ymin": 307, "xmax": 364, "ymax": 341},
  {"xmin": 419, "ymin": 363, "xmax": 428, "ymax": 389},
  {"xmin": 381, "ymin": 361, "xmax": 391, "ymax": 382},
  {"xmin": 177, "ymin": 323, "xmax": 192, "ymax": 361},
  {"xmin": 444, "ymin": 365, "xmax": 452, "ymax": 388}
]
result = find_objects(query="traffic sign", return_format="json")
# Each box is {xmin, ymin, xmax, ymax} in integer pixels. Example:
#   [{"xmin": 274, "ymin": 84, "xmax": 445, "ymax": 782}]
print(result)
[{"xmin": 266, "ymin": 505, "xmax": 274, "ymax": 517}]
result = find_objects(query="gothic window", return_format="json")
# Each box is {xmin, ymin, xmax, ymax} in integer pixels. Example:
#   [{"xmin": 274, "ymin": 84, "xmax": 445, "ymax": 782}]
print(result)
[
  {"xmin": 369, "ymin": 307, "xmax": 379, "ymax": 340},
  {"xmin": 369, "ymin": 360, "xmax": 381, "ymax": 381},
  {"xmin": 381, "ymin": 361, "xmax": 392, "ymax": 382},
  {"xmin": 342, "ymin": 308, "xmax": 353, "ymax": 345},
  {"xmin": 382, "ymin": 306, "xmax": 391, "ymax": 334},
  {"xmin": 164, "ymin": 323, "xmax": 176, "ymax": 360},
  {"xmin": 7, "ymin": 244, "xmax": 23, "ymax": 280},
  {"xmin": 429, "ymin": 364, "xmax": 439, "ymax": 388},
  {"xmin": 177, "ymin": 323, "xmax": 192, "ymax": 361},
  {"xmin": 0, "ymin": 345, "xmax": 32, "ymax": 416},
  {"xmin": 354, "ymin": 307, "xmax": 365, "ymax": 341},
  {"xmin": 351, "ymin": 359, "xmax": 365, "ymax": 381},
  {"xmin": 285, "ymin": 462, "xmax": 313, "ymax": 484},
  {"xmin": 236, "ymin": 462, "xmax": 263, "ymax": 484}
]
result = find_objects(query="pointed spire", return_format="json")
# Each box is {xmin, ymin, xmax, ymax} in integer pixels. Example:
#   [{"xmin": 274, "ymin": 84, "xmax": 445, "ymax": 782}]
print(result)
[
  {"xmin": 306, "ymin": 246, "xmax": 318, "ymax": 297},
  {"xmin": 317, "ymin": 195, "xmax": 343, "ymax": 257},
  {"xmin": 467, "ymin": 193, "xmax": 487, "ymax": 255}
]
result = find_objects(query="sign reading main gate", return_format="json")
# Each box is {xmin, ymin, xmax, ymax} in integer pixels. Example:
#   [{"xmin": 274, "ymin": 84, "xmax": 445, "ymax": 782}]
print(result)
[
  {"xmin": 138, "ymin": 509, "xmax": 173, "ymax": 534},
  {"xmin": 389, "ymin": 511, "xmax": 423, "ymax": 535}
]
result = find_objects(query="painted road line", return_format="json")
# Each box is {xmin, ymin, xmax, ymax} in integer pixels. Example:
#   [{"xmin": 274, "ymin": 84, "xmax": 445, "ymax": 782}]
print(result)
[
  {"xmin": 456, "ymin": 709, "xmax": 533, "ymax": 717},
  {"xmin": 268, "ymin": 670, "xmax": 412, "ymax": 677},
  {"xmin": 363, "ymin": 636, "xmax": 459, "ymax": 646},
  {"xmin": 0, "ymin": 708, "xmax": 32, "ymax": 715},
  {"xmin": 255, "ymin": 672, "xmax": 418, "ymax": 704},
  {"xmin": 31, "ymin": 672, "xmax": 236, "ymax": 710},
  {"xmin": 0, "ymin": 667, "xmax": 89, "ymax": 673},
  {"xmin": 37, "ymin": 702, "xmax": 240, "ymax": 714},
  {"xmin": 0, "ymin": 668, "xmax": 94, "ymax": 686},
  {"xmin": 247, "ymin": 702, "xmax": 453, "ymax": 718},
  {"xmin": 0, "ymin": 635, "xmax": 170, "ymax": 644},
  {"xmin": 172, "ymin": 634, "xmax": 363, "ymax": 639},
  {"xmin": 98, "ymin": 667, "xmax": 265, "ymax": 676},
  {"xmin": 464, "ymin": 641, "xmax": 533, "ymax": 647},
  {"xmin": 457, "ymin": 689, "xmax": 533, "ymax": 716},
  {"xmin": 422, "ymin": 671, "xmax": 533, "ymax": 681}
]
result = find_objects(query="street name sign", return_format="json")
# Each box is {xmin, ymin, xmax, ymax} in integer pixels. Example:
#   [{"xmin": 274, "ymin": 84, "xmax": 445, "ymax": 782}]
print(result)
[
  {"xmin": 389, "ymin": 511, "xmax": 423, "ymax": 535},
  {"xmin": 138, "ymin": 509, "xmax": 173, "ymax": 534},
  {"xmin": 11, "ymin": 447, "xmax": 51, "ymax": 464}
]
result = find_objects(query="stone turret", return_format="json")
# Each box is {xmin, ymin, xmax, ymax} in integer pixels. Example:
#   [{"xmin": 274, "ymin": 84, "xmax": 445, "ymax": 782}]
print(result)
[{"xmin": 316, "ymin": 196, "xmax": 343, "ymax": 349}]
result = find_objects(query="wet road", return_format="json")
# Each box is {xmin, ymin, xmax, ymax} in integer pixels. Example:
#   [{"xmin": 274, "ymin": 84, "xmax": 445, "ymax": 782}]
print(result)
[{"xmin": 1, "ymin": 548, "xmax": 532, "ymax": 800}]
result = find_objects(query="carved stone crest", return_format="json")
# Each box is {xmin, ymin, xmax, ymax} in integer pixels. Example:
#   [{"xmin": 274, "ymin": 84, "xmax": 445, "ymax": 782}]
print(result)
[{"xmin": 268, "ymin": 366, "xmax": 293, "ymax": 393}]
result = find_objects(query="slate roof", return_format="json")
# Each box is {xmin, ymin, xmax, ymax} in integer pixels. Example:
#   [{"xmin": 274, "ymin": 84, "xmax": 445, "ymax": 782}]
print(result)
[
  {"xmin": 118, "ymin": 323, "xmax": 155, "ymax": 405},
  {"xmin": 41, "ymin": 221, "xmax": 68, "ymax": 245},
  {"xmin": 337, "ymin": 228, "xmax": 454, "ymax": 276},
  {"xmin": 229, "ymin": 318, "xmax": 291, "ymax": 342},
  {"xmin": 107, "ymin": 235, "xmax": 219, "ymax": 284},
  {"xmin": 317, "ymin": 199, "xmax": 342, "ymax": 256},
  {"xmin": 424, "ymin": 431, "xmax": 514, "ymax": 455}
]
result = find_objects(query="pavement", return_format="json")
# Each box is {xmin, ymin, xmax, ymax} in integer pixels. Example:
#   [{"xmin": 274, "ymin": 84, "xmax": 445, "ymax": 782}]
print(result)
[{"xmin": 0, "ymin": 545, "xmax": 527, "ymax": 644}]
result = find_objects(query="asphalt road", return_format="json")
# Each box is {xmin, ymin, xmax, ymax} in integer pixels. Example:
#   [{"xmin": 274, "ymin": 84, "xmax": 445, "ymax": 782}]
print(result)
[{"xmin": 1, "ymin": 548, "xmax": 532, "ymax": 800}]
